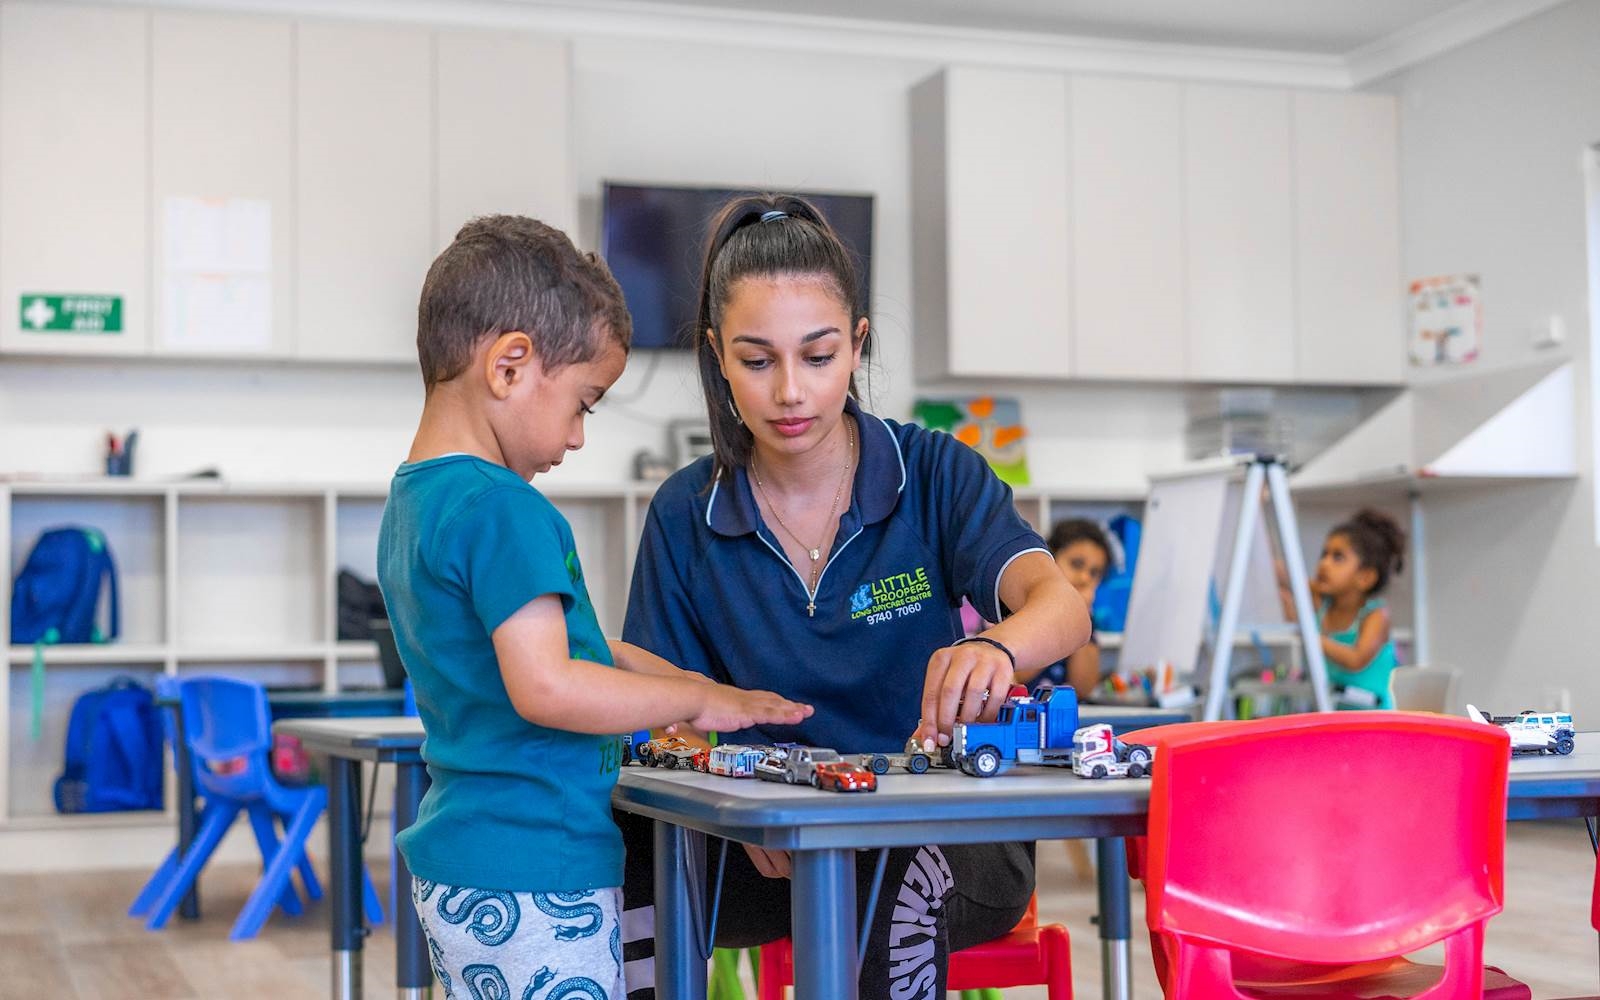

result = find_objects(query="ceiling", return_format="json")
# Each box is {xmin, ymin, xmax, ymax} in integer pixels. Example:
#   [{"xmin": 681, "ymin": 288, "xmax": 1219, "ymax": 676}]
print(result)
[{"xmin": 582, "ymin": 0, "xmax": 1481, "ymax": 56}]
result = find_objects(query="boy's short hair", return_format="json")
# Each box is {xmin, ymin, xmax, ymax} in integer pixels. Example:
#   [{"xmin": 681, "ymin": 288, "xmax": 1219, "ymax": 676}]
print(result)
[
  {"xmin": 417, "ymin": 214, "xmax": 632, "ymax": 389},
  {"xmin": 1048, "ymin": 518, "xmax": 1111, "ymax": 562}
]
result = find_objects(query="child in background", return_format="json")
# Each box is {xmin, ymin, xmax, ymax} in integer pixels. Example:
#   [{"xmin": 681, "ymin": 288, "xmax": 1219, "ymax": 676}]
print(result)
[
  {"xmin": 1290, "ymin": 508, "xmax": 1406, "ymax": 709},
  {"xmin": 1018, "ymin": 519, "xmax": 1111, "ymax": 699},
  {"xmin": 379, "ymin": 215, "xmax": 810, "ymax": 1000}
]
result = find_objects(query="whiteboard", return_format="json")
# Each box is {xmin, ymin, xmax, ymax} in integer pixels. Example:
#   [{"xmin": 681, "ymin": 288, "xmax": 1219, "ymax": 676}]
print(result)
[{"xmin": 1120, "ymin": 466, "xmax": 1283, "ymax": 676}]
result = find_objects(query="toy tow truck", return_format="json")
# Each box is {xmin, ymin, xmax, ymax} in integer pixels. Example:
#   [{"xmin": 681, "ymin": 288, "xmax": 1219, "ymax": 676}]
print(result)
[
  {"xmin": 1069, "ymin": 723, "xmax": 1154, "ymax": 779},
  {"xmin": 857, "ymin": 736, "xmax": 938, "ymax": 775},
  {"xmin": 949, "ymin": 685, "xmax": 1080, "ymax": 778},
  {"xmin": 1467, "ymin": 705, "xmax": 1575, "ymax": 755}
]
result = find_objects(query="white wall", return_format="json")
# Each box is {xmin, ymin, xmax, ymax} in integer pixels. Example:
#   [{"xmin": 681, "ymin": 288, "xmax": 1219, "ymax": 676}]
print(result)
[{"xmin": 1372, "ymin": 0, "xmax": 1599, "ymax": 710}]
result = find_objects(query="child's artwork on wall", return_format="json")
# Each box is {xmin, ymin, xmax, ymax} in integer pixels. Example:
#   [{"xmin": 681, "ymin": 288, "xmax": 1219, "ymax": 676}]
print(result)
[
  {"xmin": 912, "ymin": 396, "xmax": 1030, "ymax": 486},
  {"xmin": 1409, "ymin": 274, "xmax": 1481, "ymax": 366}
]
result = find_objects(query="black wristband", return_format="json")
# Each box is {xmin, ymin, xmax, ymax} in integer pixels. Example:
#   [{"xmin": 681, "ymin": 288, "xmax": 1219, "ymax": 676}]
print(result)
[{"xmin": 954, "ymin": 635, "xmax": 1017, "ymax": 672}]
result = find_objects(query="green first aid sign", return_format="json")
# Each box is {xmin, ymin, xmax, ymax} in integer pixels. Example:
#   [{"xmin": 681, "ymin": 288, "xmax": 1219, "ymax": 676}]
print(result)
[{"xmin": 19, "ymin": 294, "xmax": 123, "ymax": 333}]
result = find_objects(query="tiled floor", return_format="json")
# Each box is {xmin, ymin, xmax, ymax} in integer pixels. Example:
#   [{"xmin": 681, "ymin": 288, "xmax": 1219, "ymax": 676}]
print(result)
[{"xmin": 3, "ymin": 820, "xmax": 1595, "ymax": 999}]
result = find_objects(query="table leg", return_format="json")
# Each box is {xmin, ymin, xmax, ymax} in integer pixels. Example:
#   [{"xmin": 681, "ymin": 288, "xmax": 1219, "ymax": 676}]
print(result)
[
  {"xmin": 1096, "ymin": 837, "xmax": 1132, "ymax": 1000},
  {"xmin": 329, "ymin": 757, "xmax": 365, "ymax": 1000},
  {"xmin": 653, "ymin": 821, "xmax": 708, "ymax": 1000},
  {"xmin": 791, "ymin": 848, "xmax": 858, "ymax": 1000},
  {"xmin": 394, "ymin": 762, "xmax": 433, "ymax": 1000},
  {"xmin": 171, "ymin": 710, "xmax": 200, "ymax": 920}
]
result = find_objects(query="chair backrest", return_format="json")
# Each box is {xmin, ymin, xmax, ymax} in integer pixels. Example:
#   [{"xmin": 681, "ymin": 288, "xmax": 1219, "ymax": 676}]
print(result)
[
  {"xmin": 1145, "ymin": 711, "xmax": 1509, "ymax": 967},
  {"xmin": 178, "ymin": 676, "xmax": 272, "ymax": 766},
  {"xmin": 1391, "ymin": 664, "xmax": 1462, "ymax": 714}
]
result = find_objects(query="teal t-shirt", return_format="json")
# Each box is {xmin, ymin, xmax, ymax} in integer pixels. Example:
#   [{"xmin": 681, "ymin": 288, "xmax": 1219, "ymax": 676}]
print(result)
[
  {"xmin": 377, "ymin": 454, "xmax": 624, "ymax": 892},
  {"xmin": 1320, "ymin": 597, "xmax": 1398, "ymax": 710}
]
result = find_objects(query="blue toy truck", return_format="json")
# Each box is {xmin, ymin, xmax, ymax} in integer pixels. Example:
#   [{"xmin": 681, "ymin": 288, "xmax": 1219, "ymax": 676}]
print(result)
[{"xmin": 949, "ymin": 685, "xmax": 1080, "ymax": 777}]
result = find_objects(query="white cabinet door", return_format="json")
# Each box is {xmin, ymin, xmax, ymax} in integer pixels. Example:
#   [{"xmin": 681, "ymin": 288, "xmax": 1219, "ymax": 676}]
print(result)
[
  {"xmin": 436, "ymin": 30, "xmax": 573, "ymax": 243},
  {"xmin": 296, "ymin": 22, "xmax": 432, "ymax": 364},
  {"xmin": 1183, "ymin": 84, "xmax": 1295, "ymax": 382},
  {"xmin": 1293, "ymin": 92, "xmax": 1403, "ymax": 385},
  {"xmin": 1071, "ymin": 76, "xmax": 1185, "ymax": 380},
  {"xmin": 0, "ymin": 4, "xmax": 149, "ymax": 355},
  {"xmin": 944, "ymin": 67, "xmax": 1072, "ymax": 378},
  {"xmin": 152, "ymin": 12, "xmax": 293, "ymax": 357}
]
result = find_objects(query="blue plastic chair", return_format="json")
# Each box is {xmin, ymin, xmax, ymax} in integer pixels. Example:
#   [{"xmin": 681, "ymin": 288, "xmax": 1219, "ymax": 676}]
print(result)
[
  {"xmin": 131, "ymin": 676, "xmax": 340, "ymax": 926},
  {"xmin": 133, "ymin": 676, "xmax": 383, "ymax": 939}
]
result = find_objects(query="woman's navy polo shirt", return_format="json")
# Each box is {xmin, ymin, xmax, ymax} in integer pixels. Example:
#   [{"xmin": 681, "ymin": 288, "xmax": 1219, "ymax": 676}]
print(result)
[{"xmin": 622, "ymin": 398, "xmax": 1048, "ymax": 753}]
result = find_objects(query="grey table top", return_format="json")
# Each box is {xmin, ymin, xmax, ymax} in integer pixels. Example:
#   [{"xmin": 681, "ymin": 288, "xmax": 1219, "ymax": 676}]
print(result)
[
  {"xmin": 276, "ymin": 716, "xmax": 426, "ymax": 761},
  {"xmin": 273, "ymin": 718, "xmax": 1600, "ymax": 844}
]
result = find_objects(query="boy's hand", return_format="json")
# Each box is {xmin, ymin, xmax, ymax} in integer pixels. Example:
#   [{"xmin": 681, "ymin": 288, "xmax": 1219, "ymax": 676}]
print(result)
[{"xmin": 689, "ymin": 684, "xmax": 812, "ymax": 734}]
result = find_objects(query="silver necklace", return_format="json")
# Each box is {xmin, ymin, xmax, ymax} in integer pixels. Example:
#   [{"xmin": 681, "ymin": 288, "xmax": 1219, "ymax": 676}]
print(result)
[{"xmin": 751, "ymin": 424, "xmax": 855, "ymax": 617}]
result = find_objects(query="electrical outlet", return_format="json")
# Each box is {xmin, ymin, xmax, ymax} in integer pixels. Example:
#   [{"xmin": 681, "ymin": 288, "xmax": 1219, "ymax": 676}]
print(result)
[{"xmin": 1533, "ymin": 314, "xmax": 1566, "ymax": 349}]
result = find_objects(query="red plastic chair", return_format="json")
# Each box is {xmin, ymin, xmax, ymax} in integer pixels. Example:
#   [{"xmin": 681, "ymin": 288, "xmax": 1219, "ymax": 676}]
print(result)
[
  {"xmin": 1135, "ymin": 711, "xmax": 1530, "ymax": 999},
  {"xmin": 757, "ymin": 895, "xmax": 1071, "ymax": 999},
  {"xmin": 1550, "ymin": 846, "xmax": 1600, "ymax": 999}
]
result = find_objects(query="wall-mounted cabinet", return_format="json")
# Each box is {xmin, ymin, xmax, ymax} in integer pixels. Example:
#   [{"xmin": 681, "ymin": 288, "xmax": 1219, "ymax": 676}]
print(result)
[
  {"xmin": 0, "ymin": 5, "xmax": 572, "ymax": 366},
  {"xmin": 912, "ymin": 67, "xmax": 1404, "ymax": 389},
  {"xmin": 436, "ymin": 31, "xmax": 575, "ymax": 242},
  {"xmin": 1291, "ymin": 91, "xmax": 1403, "ymax": 385},
  {"xmin": 152, "ymin": 12, "xmax": 294, "ymax": 359},
  {"xmin": 911, "ymin": 67, "xmax": 1073, "ymax": 381},
  {"xmin": 1070, "ymin": 76, "xmax": 1186, "ymax": 380},
  {"xmin": 295, "ymin": 22, "xmax": 434, "ymax": 364},
  {"xmin": 0, "ymin": 4, "xmax": 151, "ymax": 357},
  {"xmin": 1182, "ymin": 84, "xmax": 1296, "ymax": 383}
]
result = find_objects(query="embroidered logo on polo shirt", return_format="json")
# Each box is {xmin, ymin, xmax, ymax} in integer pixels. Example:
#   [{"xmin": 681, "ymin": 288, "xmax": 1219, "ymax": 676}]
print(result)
[{"xmin": 851, "ymin": 566, "xmax": 934, "ymax": 623}]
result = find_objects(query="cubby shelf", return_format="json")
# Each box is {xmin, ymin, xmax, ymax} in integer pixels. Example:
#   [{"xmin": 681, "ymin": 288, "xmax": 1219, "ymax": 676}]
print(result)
[{"xmin": 1, "ymin": 475, "xmax": 1142, "ymax": 831}]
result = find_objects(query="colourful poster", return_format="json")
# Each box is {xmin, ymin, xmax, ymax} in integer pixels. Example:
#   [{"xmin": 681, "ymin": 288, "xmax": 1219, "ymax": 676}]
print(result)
[
  {"xmin": 912, "ymin": 396, "xmax": 1029, "ymax": 486},
  {"xmin": 1409, "ymin": 274, "xmax": 1481, "ymax": 366}
]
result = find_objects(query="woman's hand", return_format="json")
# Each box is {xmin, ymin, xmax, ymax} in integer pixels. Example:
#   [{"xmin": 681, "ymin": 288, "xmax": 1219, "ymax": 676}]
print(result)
[
  {"xmin": 913, "ymin": 640, "xmax": 1015, "ymax": 750},
  {"xmin": 743, "ymin": 844, "xmax": 792, "ymax": 879}
]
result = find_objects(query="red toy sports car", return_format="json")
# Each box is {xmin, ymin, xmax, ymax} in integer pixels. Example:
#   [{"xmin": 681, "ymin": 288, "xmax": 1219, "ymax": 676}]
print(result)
[{"xmin": 811, "ymin": 760, "xmax": 878, "ymax": 793}]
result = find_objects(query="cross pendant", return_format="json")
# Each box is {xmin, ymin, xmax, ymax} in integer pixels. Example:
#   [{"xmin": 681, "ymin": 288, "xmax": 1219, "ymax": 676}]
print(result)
[{"xmin": 807, "ymin": 601, "xmax": 815, "ymax": 617}]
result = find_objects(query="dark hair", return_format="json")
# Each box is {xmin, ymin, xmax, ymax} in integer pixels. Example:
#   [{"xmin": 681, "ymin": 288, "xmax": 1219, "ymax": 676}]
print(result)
[
  {"xmin": 1330, "ymin": 508, "xmax": 1406, "ymax": 596},
  {"xmin": 695, "ymin": 193, "xmax": 868, "ymax": 481},
  {"xmin": 1048, "ymin": 519, "xmax": 1112, "ymax": 563},
  {"xmin": 416, "ymin": 214, "xmax": 631, "ymax": 390}
]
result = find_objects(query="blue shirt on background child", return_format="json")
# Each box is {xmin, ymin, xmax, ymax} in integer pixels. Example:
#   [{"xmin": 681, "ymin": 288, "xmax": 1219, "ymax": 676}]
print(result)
[{"xmin": 378, "ymin": 454, "xmax": 624, "ymax": 893}]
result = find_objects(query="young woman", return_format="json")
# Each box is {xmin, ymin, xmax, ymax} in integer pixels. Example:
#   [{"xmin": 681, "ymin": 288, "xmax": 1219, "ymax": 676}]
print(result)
[{"xmin": 616, "ymin": 194, "xmax": 1089, "ymax": 999}]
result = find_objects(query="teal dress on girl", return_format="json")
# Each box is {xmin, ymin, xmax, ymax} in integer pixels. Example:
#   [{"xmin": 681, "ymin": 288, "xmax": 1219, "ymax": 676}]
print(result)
[{"xmin": 1320, "ymin": 598, "xmax": 1398, "ymax": 709}]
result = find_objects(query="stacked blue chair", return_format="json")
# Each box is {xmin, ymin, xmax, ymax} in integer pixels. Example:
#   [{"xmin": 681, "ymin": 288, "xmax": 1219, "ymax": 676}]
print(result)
[{"xmin": 131, "ymin": 675, "xmax": 383, "ymax": 940}]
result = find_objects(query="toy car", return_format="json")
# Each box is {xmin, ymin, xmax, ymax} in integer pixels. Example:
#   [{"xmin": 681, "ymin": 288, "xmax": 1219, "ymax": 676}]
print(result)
[
  {"xmin": 1069, "ymin": 723, "xmax": 1154, "ymax": 779},
  {"xmin": 708, "ymin": 744, "xmax": 765, "ymax": 778},
  {"xmin": 811, "ymin": 760, "xmax": 877, "ymax": 793},
  {"xmin": 858, "ymin": 736, "xmax": 936, "ymax": 775},
  {"xmin": 781, "ymin": 746, "xmax": 842, "ymax": 785},
  {"xmin": 636, "ymin": 735, "xmax": 700, "ymax": 769},
  {"xmin": 752, "ymin": 745, "xmax": 791, "ymax": 782},
  {"xmin": 691, "ymin": 748, "xmax": 712, "ymax": 772},
  {"xmin": 1468, "ymin": 705, "xmax": 1575, "ymax": 755}
]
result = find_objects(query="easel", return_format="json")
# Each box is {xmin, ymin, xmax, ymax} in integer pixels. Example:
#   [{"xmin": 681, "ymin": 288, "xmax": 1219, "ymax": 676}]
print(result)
[{"xmin": 1201, "ymin": 455, "xmax": 1331, "ymax": 720}]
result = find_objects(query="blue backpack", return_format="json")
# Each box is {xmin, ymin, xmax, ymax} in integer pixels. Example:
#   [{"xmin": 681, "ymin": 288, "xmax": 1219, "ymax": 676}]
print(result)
[
  {"xmin": 53, "ymin": 676, "xmax": 164, "ymax": 813},
  {"xmin": 1092, "ymin": 514, "xmax": 1142, "ymax": 633},
  {"xmin": 11, "ymin": 526, "xmax": 119, "ymax": 645},
  {"xmin": 11, "ymin": 526, "xmax": 120, "ymax": 740}
]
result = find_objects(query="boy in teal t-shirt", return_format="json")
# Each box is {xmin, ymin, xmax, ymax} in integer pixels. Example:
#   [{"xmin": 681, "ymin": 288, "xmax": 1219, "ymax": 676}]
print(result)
[{"xmin": 379, "ymin": 215, "xmax": 810, "ymax": 999}]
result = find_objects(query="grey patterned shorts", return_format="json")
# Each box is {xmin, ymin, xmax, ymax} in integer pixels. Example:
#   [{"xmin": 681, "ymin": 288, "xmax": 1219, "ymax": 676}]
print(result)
[{"xmin": 411, "ymin": 877, "xmax": 626, "ymax": 1000}]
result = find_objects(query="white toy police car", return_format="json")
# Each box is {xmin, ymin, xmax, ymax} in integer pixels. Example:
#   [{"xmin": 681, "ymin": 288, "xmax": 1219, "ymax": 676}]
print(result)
[{"xmin": 1467, "ymin": 705, "xmax": 1575, "ymax": 756}]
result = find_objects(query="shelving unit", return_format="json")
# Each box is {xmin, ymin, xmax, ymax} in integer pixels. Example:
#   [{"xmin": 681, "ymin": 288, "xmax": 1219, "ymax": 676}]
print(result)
[{"xmin": 1, "ymin": 474, "xmax": 1149, "ymax": 839}]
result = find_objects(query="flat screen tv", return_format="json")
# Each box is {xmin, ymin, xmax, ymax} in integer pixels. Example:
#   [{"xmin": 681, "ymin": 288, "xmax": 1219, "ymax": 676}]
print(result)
[{"xmin": 600, "ymin": 183, "xmax": 874, "ymax": 350}]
